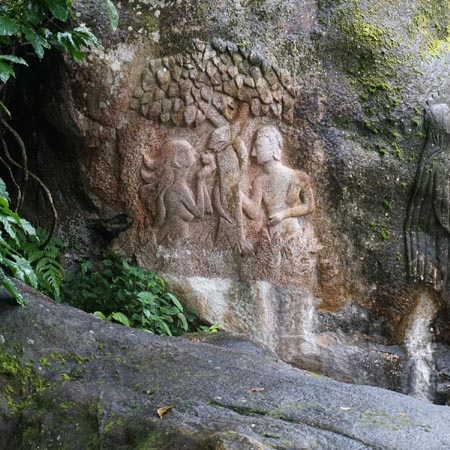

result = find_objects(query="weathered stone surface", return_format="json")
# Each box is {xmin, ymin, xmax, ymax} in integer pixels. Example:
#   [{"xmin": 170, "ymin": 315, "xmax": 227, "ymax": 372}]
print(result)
[
  {"xmin": 1, "ymin": 286, "xmax": 450, "ymax": 450},
  {"xmin": 13, "ymin": 0, "xmax": 450, "ymax": 404}
]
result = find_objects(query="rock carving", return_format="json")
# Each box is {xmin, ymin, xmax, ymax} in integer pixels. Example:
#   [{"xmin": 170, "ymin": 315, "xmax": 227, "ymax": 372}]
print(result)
[
  {"xmin": 406, "ymin": 94, "xmax": 450, "ymax": 310},
  {"xmin": 152, "ymin": 139, "xmax": 214, "ymax": 245},
  {"xmin": 241, "ymin": 126, "xmax": 315, "ymax": 261},
  {"xmin": 130, "ymin": 39, "xmax": 296, "ymax": 127},
  {"xmin": 136, "ymin": 39, "xmax": 318, "ymax": 274},
  {"xmin": 206, "ymin": 103, "xmax": 251, "ymax": 252}
]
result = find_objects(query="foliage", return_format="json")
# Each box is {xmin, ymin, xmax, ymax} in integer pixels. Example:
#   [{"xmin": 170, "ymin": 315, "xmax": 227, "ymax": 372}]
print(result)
[
  {"xmin": 0, "ymin": 177, "xmax": 38, "ymax": 304},
  {"xmin": 0, "ymin": 0, "xmax": 118, "ymax": 112},
  {"xmin": 0, "ymin": 0, "xmax": 118, "ymax": 304},
  {"xmin": 197, "ymin": 322, "xmax": 222, "ymax": 333},
  {"xmin": 13, "ymin": 227, "xmax": 65, "ymax": 301},
  {"xmin": 0, "ymin": 1, "xmax": 93, "ymax": 82},
  {"xmin": 62, "ymin": 256, "xmax": 193, "ymax": 336}
]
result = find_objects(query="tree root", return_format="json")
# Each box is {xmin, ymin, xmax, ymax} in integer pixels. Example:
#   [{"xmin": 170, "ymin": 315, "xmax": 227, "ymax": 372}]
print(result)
[
  {"xmin": 0, "ymin": 116, "xmax": 28, "ymax": 208},
  {"xmin": 0, "ymin": 119, "xmax": 57, "ymax": 247}
]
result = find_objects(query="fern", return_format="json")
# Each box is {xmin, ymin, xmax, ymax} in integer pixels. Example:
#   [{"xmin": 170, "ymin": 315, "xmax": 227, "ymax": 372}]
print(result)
[{"xmin": 13, "ymin": 227, "xmax": 64, "ymax": 301}]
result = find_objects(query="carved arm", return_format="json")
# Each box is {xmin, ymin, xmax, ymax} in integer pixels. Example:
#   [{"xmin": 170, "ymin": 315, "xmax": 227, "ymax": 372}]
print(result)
[
  {"xmin": 268, "ymin": 176, "xmax": 315, "ymax": 226},
  {"xmin": 241, "ymin": 177, "xmax": 263, "ymax": 220}
]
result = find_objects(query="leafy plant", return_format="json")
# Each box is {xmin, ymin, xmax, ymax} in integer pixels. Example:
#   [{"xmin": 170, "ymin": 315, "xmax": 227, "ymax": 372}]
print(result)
[
  {"xmin": 0, "ymin": 0, "xmax": 119, "ymax": 88},
  {"xmin": 0, "ymin": 176, "xmax": 38, "ymax": 304},
  {"xmin": 0, "ymin": 0, "xmax": 118, "ymax": 249},
  {"xmin": 62, "ymin": 256, "xmax": 192, "ymax": 336},
  {"xmin": 13, "ymin": 227, "xmax": 64, "ymax": 301}
]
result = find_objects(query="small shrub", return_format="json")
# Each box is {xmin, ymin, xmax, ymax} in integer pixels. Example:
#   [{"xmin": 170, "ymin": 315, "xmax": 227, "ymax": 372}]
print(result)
[{"xmin": 62, "ymin": 256, "xmax": 192, "ymax": 336}]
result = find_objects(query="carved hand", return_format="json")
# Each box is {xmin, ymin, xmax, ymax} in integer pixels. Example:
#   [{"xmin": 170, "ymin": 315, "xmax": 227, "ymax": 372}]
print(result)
[
  {"xmin": 239, "ymin": 239, "xmax": 254, "ymax": 256},
  {"xmin": 197, "ymin": 154, "xmax": 216, "ymax": 179},
  {"xmin": 196, "ymin": 166, "xmax": 215, "ymax": 180},
  {"xmin": 268, "ymin": 211, "xmax": 284, "ymax": 226}
]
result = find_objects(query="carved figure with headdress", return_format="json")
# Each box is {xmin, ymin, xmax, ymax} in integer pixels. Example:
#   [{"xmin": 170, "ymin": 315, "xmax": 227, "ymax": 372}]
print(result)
[{"xmin": 406, "ymin": 95, "xmax": 450, "ymax": 309}]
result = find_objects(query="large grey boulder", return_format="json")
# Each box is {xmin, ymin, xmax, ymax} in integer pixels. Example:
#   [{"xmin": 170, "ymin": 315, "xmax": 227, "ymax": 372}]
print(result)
[{"xmin": 1, "ymin": 286, "xmax": 450, "ymax": 449}]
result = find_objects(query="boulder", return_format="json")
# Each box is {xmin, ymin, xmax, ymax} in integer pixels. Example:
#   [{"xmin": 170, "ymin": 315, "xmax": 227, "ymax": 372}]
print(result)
[{"xmin": 1, "ymin": 285, "xmax": 450, "ymax": 449}]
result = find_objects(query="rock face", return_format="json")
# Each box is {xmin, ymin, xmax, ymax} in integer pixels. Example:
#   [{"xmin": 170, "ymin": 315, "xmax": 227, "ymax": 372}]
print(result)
[
  {"xmin": 2, "ymin": 287, "xmax": 450, "ymax": 450},
  {"xmin": 14, "ymin": 0, "xmax": 450, "ymax": 402}
]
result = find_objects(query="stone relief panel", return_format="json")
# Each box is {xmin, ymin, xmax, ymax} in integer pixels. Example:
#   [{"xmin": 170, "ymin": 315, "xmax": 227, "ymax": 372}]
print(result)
[
  {"xmin": 406, "ymin": 95, "xmax": 450, "ymax": 309},
  {"xmin": 129, "ymin": 39, "xmax": 320, "ymax": 286},
  {"xmin": 129, "ymin": 38, "xmax": 296, "ymax": 126}
]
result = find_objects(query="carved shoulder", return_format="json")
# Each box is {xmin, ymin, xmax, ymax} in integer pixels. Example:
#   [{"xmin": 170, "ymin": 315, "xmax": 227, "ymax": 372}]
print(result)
[{"xmin": 298, "ymin": 170, "xmax": 312, "ymax": 185}]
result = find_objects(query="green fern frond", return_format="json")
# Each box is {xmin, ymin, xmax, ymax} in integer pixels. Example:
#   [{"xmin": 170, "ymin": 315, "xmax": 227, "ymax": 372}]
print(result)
[{"xmin": 35, "ymin": 257, "xmax": 64, "ymax": 300}]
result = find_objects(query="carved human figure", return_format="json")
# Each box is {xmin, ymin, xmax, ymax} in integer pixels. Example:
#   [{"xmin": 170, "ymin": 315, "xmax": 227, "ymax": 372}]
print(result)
[
  {"xmin": 406, "ymin": 97, "xmax": 450, "ymax": 310},
  {"xmin": 242, "ymin": 126, "xmax": 315, "ymax": 250},
  {"xmin": 155, "ymin": 139, "xmax": 214, "ymax": 245}
]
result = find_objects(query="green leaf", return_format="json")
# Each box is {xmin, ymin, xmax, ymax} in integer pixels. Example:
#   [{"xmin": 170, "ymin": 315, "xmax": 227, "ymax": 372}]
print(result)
[
  {"xmin": 156, "ymin": 319, "xmax": 172, "ymax": 336},
  {"xmin": 103, "ymin": 0, "xmax": 119, "ymax": 31},
  {"xmin": 47, "ymin": 0, "xmax": 71, "ymax": 21},
  {"xmin": 73, "ymin": 26, "xmax": 99, "ymax": 46},
  {"xmin": 0, "ymin": 16, "xmax": 20, "ymax": 36},
  {"xmin": 137, "ymin": 291, "xmax": 155, "ymax": 304},
  {"xmin": 0, "ymin": 100, "xmax": 11, "ymax": 117},
  {"xmin": 0, "ymin": 215, "xmax": 18, "ymax": 242},
  {"xmin": 7, "ymin": 254, "xmax": 38, "ymax": 288},
  {"xmin": 164, "ymin": 292, "xmax": 183, "ymax": 311},
  {"xmin": 0, "ymin": 61, "xmax": 14, "ymax": 83},
  {"xmin": 25, "ymin": 2, "xmax": 46, "ymax": 26},
  {"xmin": 0, "ymin": 177, "xmax": 10, "ymax": 201},
  {"xmin": 81, "ymin": 259, "xmax": 93, "ymax": 274},
  {"xmin": 111, "ymin": 312, "xmax": 130, "ymax": 327},
  {"xmin": 93, "ymin": 311, "xmax": 106, "ymax": 320},
  {"xmin": 36, "ymin": 256, "xmax": 63, "ymax": 300},
  {"xmin": 18, "ymin": 218, "xmax": 36, "ymax": 236},
  {"xmin": 22, "ymin": 27, "xmax": 51, "ymax": 59},
  {"xmin": 178, "ymin": 313, "xmax": 188, "ymax": 331},
  {"xmin": 0, "ymin": 55, "xmax": 28, "ymax": 66},
  {"xmin": 1, "ymin": 274, "xmax": 24, "ymax": 306}
]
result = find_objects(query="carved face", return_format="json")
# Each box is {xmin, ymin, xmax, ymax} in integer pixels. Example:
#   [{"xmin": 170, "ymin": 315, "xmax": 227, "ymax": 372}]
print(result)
[
  {"xmin": 253, "ymin": 127, "xmax": 282, "ymax": 164},
  {"xmin": 254, "ymin": 135, "xmax": 274, "ymax": 164},
  {"xmin": 181, "ymin": 144, "xmax": 196, "ymax": 168},
  {"xmin": 168, "ymin": 140, "xmax": 196, "ymax": 169}
]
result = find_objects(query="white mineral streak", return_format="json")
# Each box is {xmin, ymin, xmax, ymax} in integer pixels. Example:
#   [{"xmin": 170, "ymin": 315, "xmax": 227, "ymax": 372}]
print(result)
[
  {"xmin": 164, "ymin": 274, "xmax": 230, "ymax": 325},
  {"xmin": 253, "ymin": 281, "xmax": 276, "ymax": 346},
  {"xmin": 164, "ymin": 274, "xmax": 320, "ymax": 362},
  {"xmin": 299, "ymin": 293, "xmax": 318, "ymax": 356},
  {"xmin": 405, "ymin": 289, "xmax": 438, "ymax": 401}
]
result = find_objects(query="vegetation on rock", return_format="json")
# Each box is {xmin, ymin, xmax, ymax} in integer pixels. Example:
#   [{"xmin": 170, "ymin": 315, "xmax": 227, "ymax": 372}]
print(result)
[
  {"xmin": 62, "ymin": 256, "xmax": 194, "ymax": 336},
  {"xmin": 0, "ymin": 177, "xmax": 37, "ymax": 304}
]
